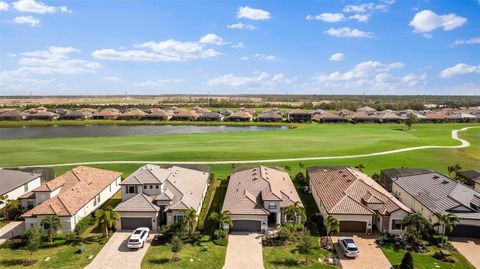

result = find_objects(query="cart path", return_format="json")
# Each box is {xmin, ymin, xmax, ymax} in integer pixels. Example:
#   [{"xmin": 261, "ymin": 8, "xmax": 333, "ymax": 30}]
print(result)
[{"xmin": 5, "ymin": 126, "xmax": 479, "ymax": 168}]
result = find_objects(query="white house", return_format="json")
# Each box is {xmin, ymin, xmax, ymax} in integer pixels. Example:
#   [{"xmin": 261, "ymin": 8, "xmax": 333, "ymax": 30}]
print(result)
[
  {"xmin": 20, "ymin": 166, "xmax": 122, "ymax": 232},
  {"xmin": 0, "ymin": 169, "xmax": 42, "ymax": 209}
]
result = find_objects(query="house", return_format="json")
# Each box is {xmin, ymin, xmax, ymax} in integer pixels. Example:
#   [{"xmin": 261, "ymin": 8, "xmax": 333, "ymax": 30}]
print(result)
[
  {"xmin": 92, "ymin": 109, "xmax": 119, "ymax": 120},
  {"xmin": 117, "ymin": 109, "xmax": 147, "ymax": 120},
  {"xmin": 312, "ymin": 112, "xmax": 347, "ymax": 123},
  {"xmin": 447, "ymin": 113, "xmax": 477, "ymax": 123},
  {"xmin": 55, "ymin": 108, "xmax": 71, "ymax": 116},
  {"xmin": 348, "ymin": 112, "xmax": 378, "ymax": 123},
  {"xmin": 288, "ymin": 109, "xmax": 311, "ymax": 123},
  {"xmin": 192, "ymin": 106, "xmax": 211, "ymax": 114},
  {"xmin": 197, "ymin": 112, "xmax": 224, "ymax": 121},
  {"xmin": 0, "ymin": 110, "xmax": 28, "ymax": 121},
  {"xmin": 78, "ymin": 108, "xmax": 98, "ymax": 114},
  {"xmin": 308, "ymin": 166, "xmax": 411, "ymax": 234},
  {"xmin": 310, "ymin": 109, "xmax": 326, "ymax": 115},
  {"xmin": 379, "ymin": 168, "xmax": 432, "ymax": 191},
  {"xmin": 62, "ymin": 110, "xmax": 92, "ymax": 120},
  {"xmin": 257, "ymin": 111, "xmax": 282, "ymax": 122},
  {"xmin": 391, "ymin": 171, "xmax": 480, "ymax": 237},
  {"xmin": 238, "ymin": 107, "xmax": 256, "ymax": 115},
  {"xmin": 0, "ymin": 170, "xmax": 42, "ymax": 209},
  {"xmin": 144, "ymin": 109, "xmax": 170, "ymax": 121},
  {"xmin": 171, "ymin": 110, "xmax": 196, "ymax": 121},
  {"xmin": 218, "ymin": 108, "xmax": 233, "ymax": 116},
  {"xmin": 114, "ymin": 165, "xmax": 209, "ymax": 230},
  {"xmin": 20, "ymin": 167, "xmax": 122, "ymax": 232},
  {"xmin": 357, "ymin": 106, "xmax": 377, "ymax": 115},
  {"xmin": 227, "ymin": 111, "xmax": 253, "ymax": 122},
  {"xmin": 424, "ymin": 113, "xmax": 448, "ymax": 123},
  {"xmin": 457, "ymin": 170, "xmax": 480, "ymax": 191},
  {"xmin": 377, "ymin": 112, "xmax": 402, "ymax": 123},
  {"xmin": 27, "ymin": 111, "xmax": 59, "ymax": 121},
  {"xmin": 222, "ymin": 166, "xmax": 303, "ymax": 232}
]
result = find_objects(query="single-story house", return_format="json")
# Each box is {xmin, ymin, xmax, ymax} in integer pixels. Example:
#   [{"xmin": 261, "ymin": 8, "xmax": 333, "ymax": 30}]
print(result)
[
  {"xmin": 391, "ymin": 171, "xmax": 480, "ymax": 237},
  {"xmin": 312, "ymin": 112, "xmax": 347, "ymax": 123},
  {"xmin": 379, "ymin": 168, "xmax": 432, "ymax": 191},
  {"xmin": 447, "ymin": 113, "xmax": 477, "ymax": 123},
  {"xmin": 117, "ymin": 109, "xmax": 147, "ymax": 120},
  {"xmin": 192, "ymin": 106, "xmax": 211, "ymax": 114},
  {"xmin": 0, "ymin": 110, "xmax": 28, "ymax": 121},
  {"xmin": 92, "ymin": 109, "xmax": 119, "ymax": 120},
  {"xmin": 197, "ymin": 112, "xmax": 224, "ymax": 121},
  {"xmin": 356, "ymin": 106, "xmax": 377, "ymax": 115},
  {"xmin": 218, "ymin": 108, "xmax": 233, "ymax": 116},
  {"xmin": 227, "ymin": 111, "xmax": 253, "ymax": 122},
  {"xmin": 144, "ymin": 109, "xmax": 170, "ymax": 121},
  {"xmin": 171, "ymin": 110, "xmax": 196, "ymax": 121},
  {"xmin": 348, "ymin": 112, "xmax": 379, "ymax": 123},
  {"xmin": 78, "ymin": 108, "xmax": 98, "ymax": 114},
  {"xmin": 257, "ymin": 111, "xmax": 282, "ymax": 122},
  {"xmin": 308, "ymin": 166, "xmax": 411, "ymax": 234},
  {"xmin": 27, "ymin": 111, "xmax": 59, "ymax": 121},
  {"xmin": 55, "ymin": 108, "xmax": 71, "ymax": 116},
  {"xmin": 20, "ymin": 166, "xmax": 122, "ymax": 232},
  {"xmin": 457, "ymin": 170, "xmax": 480, "ymax": 191},
  {"xmin": 114, "ymin": 164, "xmax": 209, "ymax": 230},
  {"xmin": 0, "ymin": 170, "xmax": 42, "ymax": 209},
  {"xmin": 62, "ymin": 110, "xmax": 92, "ymax": 120},
  {"xmin": 424, "ymin": 113, "xmax": 448, "ymax": 123},
  {"xmin": 377, "ymin": 112, "xmax": 402, "ymax": 123},
  {"xmin": 222, "ymin": 166, "xmax": 303, "ymax": 232},
  {"xmin": 288, "ymin": 109, "xmax": 311, "ymax": 123}
]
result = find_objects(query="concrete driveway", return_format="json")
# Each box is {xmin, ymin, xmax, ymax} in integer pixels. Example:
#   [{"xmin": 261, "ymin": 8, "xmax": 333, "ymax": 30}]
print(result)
[
  {"xmin": 223, "ymin": 232, "xmax": 264, "ymax": 269},
  {"xmin": 0, "ymin": 221, "xmax": 25, "ymax": 245},
  {"xmin": 450, "ymin": 237, "xmax": 480, "ymax": 268},
  {"xmin": 85, "ymin": 231, "xmax": 154, "ymax": 269},
  {"xmin": 332, "ymin": 233, "xmax": 391, "ymax": 269}
]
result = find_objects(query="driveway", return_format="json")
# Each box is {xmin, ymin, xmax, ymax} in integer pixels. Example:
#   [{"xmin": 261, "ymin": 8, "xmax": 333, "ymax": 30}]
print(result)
[
  {"xmin": 450, "ymin": 237, "xmax": 480, "ymax": 268},
  {"xmin": 0, "ymin": 221, "xmax": 25, "ymax": 244},
  {"xmin": 85, "ymin": 231, "xmax": 154, "ymax": 269},
  {"xmin": 223, "ymin": 232, "xmax": 264, "ymax": 269},
  {"xmin": 332, "ymin": 233, "xmax": 391, "ymax": 269}
]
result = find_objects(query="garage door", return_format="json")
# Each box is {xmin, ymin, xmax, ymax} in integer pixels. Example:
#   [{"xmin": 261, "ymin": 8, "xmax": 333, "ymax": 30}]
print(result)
[
  {"xmin": 120, "ymin": 217, "xmax": 152, "ymax": 230},
  {"xmin": 448, "ymin": 225, "xmax": 480, "ymax": 238},
  {"xmin": 232, "ymin": 220, "xmax": 261, "ymax": 232},
  {"xmin": 340, "ymin": 221, "xmax": 366, "ymax": 233}
]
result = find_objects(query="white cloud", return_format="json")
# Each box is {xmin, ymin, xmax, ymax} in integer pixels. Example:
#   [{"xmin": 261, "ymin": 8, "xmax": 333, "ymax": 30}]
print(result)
[
  {"xmin": 13, "ymin": 0, "xmax": 71, "ymax": 13},
  {"xmin": 343, "ymin": 3, "xmax": 389, "ymax": 13},
  {"xmin": 452, "ymin": 37, "xmax": 480, "ymax": 46},
  {"xmin": 0, "ymin": 1, "xmax": 9, "ymax": 11},
  {"xmin": 440, "ymin": 63, "xmax": 480, "ymax": 78},
  {"xmin": 232, "ymin": 42, "xmax": 244, "ymax": 48},
  {"xmin": 13, "ymin": 15, "xmax": 40, "ymax": 26},
  {"xmin": 306, "ymin": 13, "xmax": 345, "ymax": 23},
  {"xmin": 314, "ymin": 61, "xmax": 404, "ymax": 82},
  {"xmin": 237, "ymin": 6, "xmax": 271, "ymax": 20},
  {"xmin": 134, "ymin": 79, "xmax": 183, "ymax": 88},
  {"xmin": 93, "ymin": 38, "xmax": 222, "ymax": 62},
  {"xmin": 324, "ymin": 27, "xmax": 374, "ymax": 38},
  {"xmin": 329, "ymin": 52, "xmax": 344, "ymax": 61},
  {"xmin": 207, "ymin": 72, "xmax": 291, "ymax": 89},
  {"xmin": 242, "ymin": 53, "xmax": 280, "ymax": 61},
  {"xmin": 199, "ymin": 34, "xmax": 225, "ymax": 45},
  {"xmin": 102, "ymin": 76, "xmax": 120, "ymax": 81},
  {"xmin": 409, "ymin": 10, "xmax": 466, "ymax": 34},
  {"xmin": 227, "ymin": 23, "xmax": 256, "ymax": 30},
  {"xmin": 349, "ymin": 14, "xmax": 370, "ymax": 22}
]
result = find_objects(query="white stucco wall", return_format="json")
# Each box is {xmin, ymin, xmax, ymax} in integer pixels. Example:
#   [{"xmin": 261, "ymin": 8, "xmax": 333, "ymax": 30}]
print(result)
[
  {"xmin": 388, "ymin": 209, "xmax": 409, "ymax": 234},
  {"xmin": 1, "ymin": 177, "xmax": 41, "ymax": 209}
]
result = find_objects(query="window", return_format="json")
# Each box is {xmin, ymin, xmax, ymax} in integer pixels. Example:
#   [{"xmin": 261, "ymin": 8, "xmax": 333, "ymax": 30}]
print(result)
[
  {"xmin": 23, "ymin": 184, "xmax": 28, "ymax": 192},
  {"xmin": 109, "ymin": 184, "xmax": 112, "ymax": 192},
  {"xmin": 96, "ymin": 194, "xmax": 101, "ymax": 204},
  {"xmin": 93, "ymin": 194, "xmax": 100, "ymax": 206},
  {"xmin": 174, "ymin": 214, "xmax": 184, "ymax": 223},
  {"xmin": 268, "ymin": 203, "xmax": 277, "ymax": 209},
  {"xmin": 149, "ymin": 185, "xmax": 153, "ymax": 189},
  {"xmin": 128, "ymin": 186, "xmax": 136, "ymax": 194},
  {"xmin": 391, "ymin": 219, "xmax": 403, "ymax": 230},
  {"xmin": 155, "ymin": 185, "xmax": 159, "ymax": 189},
  {"xmin": 27, "ymin": 201, "xmax": 34, "ymax": 210}
]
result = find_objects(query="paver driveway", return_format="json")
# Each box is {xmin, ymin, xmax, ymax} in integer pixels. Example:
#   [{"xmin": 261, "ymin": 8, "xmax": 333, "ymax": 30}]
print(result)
[
  {"xmin": 0, "ymin": 221, "xmax": 25, "ymax": 245},
  {"xmin": 450, "ymin": 237, "xmax": 480, "ymax": 269},
  {"xmin": 332, "ymin": 233, "xmax": 391, "ymax": 269},
  {"xmin": 223, "ymin": 232, "xmax": 264, "ymax": 269},
  {"xmin": 85, "ymin": 231, "xmax": 154, "ymax": 269}
]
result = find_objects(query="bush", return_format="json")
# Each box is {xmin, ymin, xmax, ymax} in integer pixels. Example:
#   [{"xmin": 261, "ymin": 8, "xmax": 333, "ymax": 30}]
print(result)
[
  {"xmin": 41, "ymin": 239, "xmax": 66, "ymax": 248},
  {"xmin": 213, "ymin": 237, "xmax": 228, "ymax": 246},
  {"xmin": 430, "ymin": 234, "xmax": 448, "ymax": 246},
  {"xmin": 74, "ymin": 215, "xmax": 94, "ymax": 235},
  {"xmin": 400, "ymin": 252, "xmax": 414, "ymax": 269},
  {"xmin": 214, "ymin": 229, "xmax": 228, "ymax": 240}
]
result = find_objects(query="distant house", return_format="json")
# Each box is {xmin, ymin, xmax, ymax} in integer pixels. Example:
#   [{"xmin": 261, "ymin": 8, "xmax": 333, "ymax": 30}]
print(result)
[
  {"xmin": 144, "ymin": 109, "xmax": 170, "ymax": 121},
  {"xmin": 197, "ymin": 112, "xmax": 223, "ymax": 121},
  {"xmin": 227, "ymin": 111, "xmax": 253, "ymax": 122},
  {"xmin": 192, "ymin": 106, "xmax": 211, "ymax": 114},
  {"xmin": 0, "ymin": 170, "xmax": 42, "ymax": 209},
  {"xmin": 288, "ymin": 109, "xmax": 311, "ymax": 123},
  {"xmin": 0, "ymin": 110, "xmax": 28, "ymax": 121},
  {"xmin": 312, "ymin": 112, "xmax": 347, "ymax": 123},
  {"xmin": 92, "ymin": 109, "xmax": 120, "ymax": 120},
  {"xmin": 424, "ymin": 113, "xmax": 448, "ymax": 123},
  {"xmin": 55, "ymin": 108, "xmax": 71, "ymax": 116},
  {"xmin": 308, "ymin": 166, "xmax": 411, "ymax": 234},
  {"xmin": 171, "ymin": 110, "xmax": 196, "ymax": 121},
  {"xmin": 238, "ymin": 107, "xmax": 256, "ymax": 115},
  {"xmin": 357, "ymin": 106, "xmax": 377, "ymax": 115},
  {"xmin": 376, "ymin": 112, "xmax": 402, "ymax": 123},
  {"xmin": 222, "ymin": 166, "xmax": 303, "ymax": 232},
  {"xmin": 218, "ymin": 108, "xmax": 233, "ymax": 116},
  {"xmin": 114, "ymin": 164, "xmax": 209, "ymax": 230},
  {"xmin": 447, "ymin": 113, "xmax": 477, "ymax": 123},
  {"xmin": 457, "ymin": 170, "xmax": 480, "ymax": 191},
  {"xmin": 310, "ymin": 109, "xmax": 325, "ymax": 115},
  {"xmin": 391, "ymin": 171, "xmax": 480, "ymax": 237},
  {"xmin": 78, "ymin": 108, "xmax": 98, "ymax": 114},
  {"xmin": 20, "ymin": 167, "xmax": 122, "ymax": 232},
  {"xmin": 338, "ymin": 109, "xmax": 354, "ymax": 117},
  {"xmin": 62, "ymin": 110, "xmax": 92, "ymax": 120},
  {"xmin": 348, "ymin": 112, "xmax": 378, "ymax": 123},
  {"xmin": 379, "ymin": 168, "xmax": 432, "ymax": 192},
  {"xmin": 27, "ymin": 111, "xmax": 59, "ymax": 121},
  {"xmin": 117, "ymin": 109, "xmax": 147, "ymax": 120},
  {"xmin": 257, "ymin": 111, "xmax": 282, "ymax": 122}
]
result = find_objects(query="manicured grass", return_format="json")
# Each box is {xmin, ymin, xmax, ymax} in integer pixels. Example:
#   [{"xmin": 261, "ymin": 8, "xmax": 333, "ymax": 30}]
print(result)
[
  {"xmin": 381, "ymin": 245, "xmax": 475, "ymax": 269},
  {"xmin": 263, "ymin": 236, "xmax": 338, "ymax": 269},
  {"xmin": 141, "ymin": 239, "xmax": 226, "ymax": 269},
  {"xmin": 1, "ymin": 124, "xmax": 478, "ymax": 168}
]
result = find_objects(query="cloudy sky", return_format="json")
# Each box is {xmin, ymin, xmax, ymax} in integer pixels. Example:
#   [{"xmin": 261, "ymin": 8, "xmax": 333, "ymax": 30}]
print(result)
[{"xmin": 1, "ymin": 0, "xmax": 479, "ymax": 96}]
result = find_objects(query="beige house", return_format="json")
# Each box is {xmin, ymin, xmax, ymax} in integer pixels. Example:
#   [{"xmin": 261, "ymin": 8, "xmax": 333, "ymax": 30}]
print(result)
[
  {"xmin": 222, "ymin": 166, "xmax": 303, "ymax": 232},
  {"xmin": 308, "ymin": 167, "xmax": 411, "ymax": 234},
  {"xmin": 0, "ymin": 169, "xmax": 42, "ymax": 209}
]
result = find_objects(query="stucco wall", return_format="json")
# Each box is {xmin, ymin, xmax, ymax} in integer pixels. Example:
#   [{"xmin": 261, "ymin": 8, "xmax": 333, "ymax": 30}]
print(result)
[{"xmin": 1, "ymin": 177, "xmax": 41, "ymax": 209}]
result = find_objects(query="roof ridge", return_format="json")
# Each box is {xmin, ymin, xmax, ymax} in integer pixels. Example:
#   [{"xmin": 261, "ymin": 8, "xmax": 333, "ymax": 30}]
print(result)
[{"xmin": 56, "ymin": 195, "xmax": 73, "ymax": 215}]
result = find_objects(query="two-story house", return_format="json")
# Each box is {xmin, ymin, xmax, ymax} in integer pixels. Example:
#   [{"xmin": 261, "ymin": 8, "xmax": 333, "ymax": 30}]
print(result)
[
  {"xmin": 222, "ymin": 166, "xmax": 303, "ymax": 232},
  {"xmin": 114, "ymin": 164, "xmax": 209, "ymax": 231}
]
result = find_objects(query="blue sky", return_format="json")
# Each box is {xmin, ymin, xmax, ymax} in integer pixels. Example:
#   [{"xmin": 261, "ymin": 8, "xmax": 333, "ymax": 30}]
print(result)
[{"xmin": 1, "ymin": 0, "xmax": 479, "ymax": 95}]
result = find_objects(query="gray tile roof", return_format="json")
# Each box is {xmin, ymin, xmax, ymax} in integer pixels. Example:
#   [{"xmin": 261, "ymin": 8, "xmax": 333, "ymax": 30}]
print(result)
[
  {"xmin": 115, "ymin": 193, "xmax": 160, "ymax": 212},
  {"xmin": 0, "ymin": 169, "xmax": 41, "ymax": 195},
  {"xmin": 393, "ymin": 172, "xmax": 480, "ymax": 220},
  {"xmin": 381, "ymin": 168, "xmax": 432, "ymax": 179}
]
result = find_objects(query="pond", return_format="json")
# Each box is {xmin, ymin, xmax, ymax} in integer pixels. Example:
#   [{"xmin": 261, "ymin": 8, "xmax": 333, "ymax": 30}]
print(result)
[{"xmin": 0, "ymin": 125, "xmax": 289, "ymax": 139}]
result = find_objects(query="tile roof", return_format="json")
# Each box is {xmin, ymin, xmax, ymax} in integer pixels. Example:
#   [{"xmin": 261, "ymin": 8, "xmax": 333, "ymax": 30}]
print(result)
[
  {"xmin": 228, "ymin": 111, "xmax": 252, "ymax": 119},
  {"xmin": 393, "ymin": 172, "xmax": 480, "ymax": 220},
  {"xmin": 308, "ymin": 167, "xmax": 411, "ymax": 216},
  {"xmin": 288, "ymin": 109, "xmax": 309, "ymax": 115},
  {"xmin": 0, "ymin": 169, "xmax": 41, "ymax": 195},
  {"xmin": 22, "ymin": 166, "xmax": 122, "ymax": 217},
  {"xmin": 222, "ymin": 166, "xmax": 302, "ymax": 215},
  {"xmin": 115, "ymin": 193, "xmax": 160, "ymax": 212},
  {"xmin": 457, "ymin": 170, "xmax": 480, "ymax": 182}
]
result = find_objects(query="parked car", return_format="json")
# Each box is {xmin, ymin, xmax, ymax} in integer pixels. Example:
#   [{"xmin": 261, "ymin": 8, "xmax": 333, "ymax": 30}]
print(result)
[
  {"xmin": 127, "ymin": 227, "xmax": 150, "ymax": 249},
  {"xmin": 338, "ymin": 237, "xmax": 359, "ymax": 258}
]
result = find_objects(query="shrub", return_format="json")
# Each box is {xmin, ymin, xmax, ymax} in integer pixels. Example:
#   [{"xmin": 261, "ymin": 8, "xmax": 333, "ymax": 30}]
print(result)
[
  {"xmin": 74, "ymin": 215, "xmax": 94, "ymax": 235},
  {"xmin": 41, "ymin": 239, "xmax": 66, "ymax": 248},
  {"xmin": 213, "ymin": 237, "xmax": 228, "ymax": 246},
  {"xmin": 295, "ymin": 172, "xmax": 306, "ymax": 184},
  {"xmin": 277, "ymin": 226, "xmax": 292, "ymax": 244},
  {"xmin": 430, "ymin": 234, "xmax": 448, "ymax": 246},
  {"xmin": 400, "ymin": 252, "xmax": 414, "ymax": 269},
  {"xmin": 214, "ymin": 229, "xmax": 228, "ymax": 240}
]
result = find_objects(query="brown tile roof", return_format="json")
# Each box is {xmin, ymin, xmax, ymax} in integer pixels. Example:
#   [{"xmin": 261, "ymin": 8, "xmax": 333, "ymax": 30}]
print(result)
[
  {"xmin": 308, "ymin": 167, "xmax": 411, "ymax": 216},
  {"xmin": 312, "ymin": 112, "xmax": 343, "ymax": 120},
  {"xmin": 222, "ymin": 166, "xmax": 302, "ymax": 215},
  {"xmin": 288, "ymin": 109, "xmax": 309, "ymax": 115},
  {"xmin": 22, "ymin": 166, "xmax": 122, "ymax": 217},
  {"xmin": 228, "ymin": 111, "xmax": 252, "ymax": 119},
  {"xmin": 94, "ymin": 110, "xmax": 119, "ymax": 117},
  {"xmin": 425, "ymin": 113, "xmax": 448, "ymax": 119}
]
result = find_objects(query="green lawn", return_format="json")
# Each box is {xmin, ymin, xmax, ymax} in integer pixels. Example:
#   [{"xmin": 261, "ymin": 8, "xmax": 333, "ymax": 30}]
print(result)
[
  {"xmin": 381, "ymin": 245, "xmax": 475, "ymax": 269},
  {"xmin": 263, "ymin": 236, "xmax": 338, "ymax": 269}
]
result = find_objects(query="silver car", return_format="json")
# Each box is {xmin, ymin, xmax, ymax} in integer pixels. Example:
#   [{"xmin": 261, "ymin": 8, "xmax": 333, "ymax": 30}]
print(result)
[{"xmin": 338, "ymin": 237, "xmax": 359, "ymax": 258}]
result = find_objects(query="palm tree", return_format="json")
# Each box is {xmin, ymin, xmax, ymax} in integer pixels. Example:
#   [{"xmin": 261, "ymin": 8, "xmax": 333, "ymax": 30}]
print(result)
[
  {"xmin": 355, "ymin": 164, "xmax": 365, "ymax": 172},
  {"xmin": 405, "ymin": 113, "xmax": 418, "ymax": 131},
  {"xmin": 209, "ymin": 210, "xmax": 233, "ymax": 230},
  {"xmin": 433, "ymin": 212, "xmax": 459, "ymax": 234},
  {"xmin": 323, "ymin": 215, "xmax": 340, "ymax": 248},
  {"xmin": 447, "ymin": 164, "xmax": 462, "ymax": 177},
  {"xmin": 284, "ymin": 201, "xmax": 306, "ymax": 225},
  {"xmin": 40, "ymin": 215, "xmax": 62, "ymax": 242},
  {"xmin": 403, "ymin": 213, "xmax": 432, "ymax": 239},
  {"xmin": 182, "ymin": 208, "xmax": 197, "ymax": 238},
  {"xmin": 95, "ymin": 206, "xmax": 120, "ymax": 237}
]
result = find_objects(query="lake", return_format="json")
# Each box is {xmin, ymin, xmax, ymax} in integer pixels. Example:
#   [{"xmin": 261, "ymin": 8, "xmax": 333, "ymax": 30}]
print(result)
[{"xmin": 0, "ymin": 125, "xmax": 289, "ymax": 139}]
